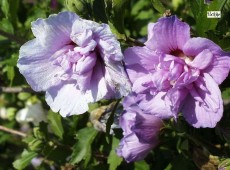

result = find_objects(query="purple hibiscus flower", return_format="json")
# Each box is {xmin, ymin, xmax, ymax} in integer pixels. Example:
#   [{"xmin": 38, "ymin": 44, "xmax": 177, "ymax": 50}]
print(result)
[
  {"xmin": 116, "ymin": 93, "xmax": 163, "ymax": 162},
  {"xmin": 124, "ymin": 15, "xmax": 230, "ymax": 128},
  {"xmin": 17, "ymin": 12, "xmax": 131, "ymax": 117}
]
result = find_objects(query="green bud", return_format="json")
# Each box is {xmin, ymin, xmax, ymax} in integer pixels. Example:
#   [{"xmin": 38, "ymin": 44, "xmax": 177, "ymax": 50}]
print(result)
[
  {"xmin": 33, "ymin": 127, "xmax": 45, "ymax": 140},
  {"xmin": 28, "ymin": 139, "xmax": 43, "ymax": 152}
]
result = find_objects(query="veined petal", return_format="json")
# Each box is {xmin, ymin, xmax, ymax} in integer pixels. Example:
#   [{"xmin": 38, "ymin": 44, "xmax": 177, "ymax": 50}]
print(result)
[
  {"xmin": 124, "ymin": 46, "xmax": 160, "ymax": 71},
  {"xmin": 187, "ymin": 49, "xmax": 213, "ymax": 70},
  {"xmin": 145, "ymin": 15, "xmax": 190, "ymax": 53},
  {"xmin": 183, "ymin": 37, "xmax": 222, "ymax": 56},
  {"xmin": 132, "ymin": 113, "xmax": 163, "ymax": 143},
  {"xmin": 116, "ymin": 133, "xmax": 156, "ymax": 163},
  {"xmin": 182, "ymin": 73, "xmax": 223, "ymax": 128},
  {"xmin": 45, "ymin": 82, "xmax": 89, "ymax": 117},
  {"xmin": 32, "ymin": 11, "xmax": 79, "ymax": 51},
  {"xmin": 204, "ymin": 52, "xmax": 230, "ymax": 85},
  {"xmin": 18, "ymin": 40, "xmax": 64, "ymax": 91},
  {"xmin": 139, "ymin": 92, "xmax": 173, "ymax": 119}
]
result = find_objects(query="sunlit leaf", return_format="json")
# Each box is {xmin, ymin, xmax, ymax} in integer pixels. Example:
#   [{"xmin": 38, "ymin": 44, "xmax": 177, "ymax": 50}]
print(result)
[
  {"xmin": 70, "ymin": 127, "xmax": 98, "ymax": 164},
  {"xmin": 13, "ymin": 149, "xmax": 38, "ymax": 170}
]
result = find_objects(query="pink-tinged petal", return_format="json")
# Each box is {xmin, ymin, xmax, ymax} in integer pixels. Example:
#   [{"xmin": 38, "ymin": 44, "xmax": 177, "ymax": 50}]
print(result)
[
  {"xmin": 116, "ymin": 133, "xmax": 156, "ymax": 163},
  {"xmin": 45, "ymin": 82, "xmax": 89, "ymax": 117},
  {"xmin": 139, "ymin": 92, "xmax": 173, "ymax": 119},
  {"xmin": 187, "ymin": 49, "xmax": 213, "ymax": 70},
  {"xmin": 183, "ymin": 37, "xmax": 222, "ymax": 56},
  {"xmin": 124, "ymin": 46, "xmax": 160, "ymax": 71},
  {"xmin": 145, "ymin": 15, "xmax": 190, "ymax": 53},
  {"xmin": 182, "ymin": 73, "xmax": 223, "ymax": 128},
  {"xmin": 32, "ymin": 12, "xmax": 79, "ymax": 51},
  {"xmin": 151, "ymin": 70, "xmax": 171, "ymax": 91},
  {"xmin": 18, "ymin": 40, "xmax": 64, "ymax": 91},
  {"xmin": 204, "ymin": 53, "xmax": 230, "ymax": 84}
]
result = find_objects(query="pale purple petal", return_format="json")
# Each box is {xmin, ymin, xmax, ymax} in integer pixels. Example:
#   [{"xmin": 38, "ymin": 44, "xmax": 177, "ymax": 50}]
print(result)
[
  {"xmin": 32, "ymin": 12, "xmax": 79, "ymax": 51},
  {"xmin": 139, "ymin": 92, "xmax": 173, "ymax": 119},
  {"xmin": 204, "ymin": 53, "xmax": 230, "ymax": 85},
  {"xmin": 45, "ymin": 82, "xmax": 89, "ymax": 117},
  {"xmin": 182, "ymin": 73, "xmax": 223, "ymax": 128},
  {"xmin": 116, "ymin": 133, "xmax": 156, "ymax": 163},
  {"xmin": 145, "ymin": 15, "xmax": 190, "ymax": 53},
  {"xmin": 132, "ymin": 113, "xmax": 163, "ymax": 143},
  {"xmin": 18, "ymin": 40, "xmax": 64, "ymax": 91},
  {"xmin": 183, "ymin": 37, "xmax": 222, "ymax": 56},
  {"xmin": 187, "ymin": 49, "xmax": 213, "ymax": 70}
]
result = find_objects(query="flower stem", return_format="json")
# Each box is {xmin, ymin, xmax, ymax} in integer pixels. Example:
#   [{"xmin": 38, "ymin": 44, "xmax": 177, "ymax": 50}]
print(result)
[
  {"xmin": 0, "ymin": 125, "xmax": 26, "ymax": 137},
  {"xmin": 0, "ymin": 29, "xmax": 25, "ymax": 45}
]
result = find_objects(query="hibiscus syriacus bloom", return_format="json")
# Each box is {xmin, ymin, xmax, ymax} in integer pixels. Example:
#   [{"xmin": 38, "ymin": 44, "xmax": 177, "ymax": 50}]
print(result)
[
  {"xmin": 124, "ymin": 15, "xmax": 230, "ymax": 128},
  {"xmin": 116, "ymin": 93, "xmax": 163, "ymax": 162},
  {"xmin": 17, "ymin": 12, "xmax": 131, "ymax": 117}
]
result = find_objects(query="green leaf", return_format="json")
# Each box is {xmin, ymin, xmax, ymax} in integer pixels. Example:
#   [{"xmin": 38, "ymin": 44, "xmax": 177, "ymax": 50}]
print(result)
[
  {"xmin": 70, "ymin": 127, "xmax": 98, "ymax": 164},
  {"xmin": 151, "ymin": 0, "xmax": 165, "ymax": 13},
  {"xmin": 189, "ymin": 0, "xmax": 224, "ymax": 37},
  {"xmin": 107, "ymin": 136, "xmax": 122, "ymax": 170},
  {"xmin": 3, "ymin": 65, "xmax": 15, "ymax": 85},
  {"xmin": 111, "ymin": 0, "xmax": 130, "ymax": 34},
  {"xmin": 13, "ymin": 149, "xmax": 38, "ymax": 170},
  {"xmin": 47, "ymin": 111, "xmax": 64, "ymax": 139},
  {"xmin": 134, "ymin": 160, "xmax": 150, "ymax": 170},
  {"xmin": 1, "ymin": 0, "xmax": 9, "ymax": 18}
]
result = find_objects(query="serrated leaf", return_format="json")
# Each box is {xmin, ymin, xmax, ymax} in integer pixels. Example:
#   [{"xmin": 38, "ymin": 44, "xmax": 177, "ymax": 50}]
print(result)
[
  {"xmin": 13, "ymin": 149, "xmax": 38, "ymax": 170},
  {"xmin": 107, "ymin": 137, "xmax": 122, "ymax": 170},
  {"xmin": 134, "ymin": 160, "xmax": 150, "ymax": 170},
  {"xmin": 70, "ymin": 127, "xmax": 98, "ymax": 164},
  {"xmin": 47, "ymin": 111, "xmax": 64, "ymax": 139}
]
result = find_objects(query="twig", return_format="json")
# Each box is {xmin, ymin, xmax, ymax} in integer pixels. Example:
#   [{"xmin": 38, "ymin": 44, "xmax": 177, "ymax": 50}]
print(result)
[
  {"xmin": 0, "ymin": 125, "xmax": 26, "ymax": 137},
  {"xmin": 126, "ymin": 37, "xmax": 145, "ymax": 47},
  {"xmin": 0, "ymin": 86, "xmax": 34, "ymax": 93},
  {"xmin": 0, "ymin": 29, "xmax": 25, "ymax": 45}
]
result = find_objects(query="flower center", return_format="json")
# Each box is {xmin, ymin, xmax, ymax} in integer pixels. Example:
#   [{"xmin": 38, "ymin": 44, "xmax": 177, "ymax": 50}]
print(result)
[{"xmin": 170, "ymin": 49, "xmax": 193, "ymax": 63}]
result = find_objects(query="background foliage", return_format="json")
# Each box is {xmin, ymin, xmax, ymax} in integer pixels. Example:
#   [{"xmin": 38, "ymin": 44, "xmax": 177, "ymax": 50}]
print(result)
[{"xmin": 0, "ymin": 0, "xmax": 230, "ymax": 169}]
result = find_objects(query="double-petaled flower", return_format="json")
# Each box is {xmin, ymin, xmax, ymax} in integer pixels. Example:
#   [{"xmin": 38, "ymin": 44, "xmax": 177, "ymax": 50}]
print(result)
[
  {"xmin": 124, "ymin": 15, "xmax": 230, "ymax": 128},
  {"xmin": 17, "ymin": 12, "xmax": 131, "ymax": 117}
]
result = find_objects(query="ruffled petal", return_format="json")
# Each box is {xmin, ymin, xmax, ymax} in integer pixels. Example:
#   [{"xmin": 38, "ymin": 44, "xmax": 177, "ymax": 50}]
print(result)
[
  {"xmin": 116, "ymin": 133, "xmax": 156, "ymax": 163},
  {"xmin": 45, "ymin": 82, "xmax": 89, "ymax": 117},
  {"xmin": 204, "ymin": 53, "xmax": 230, "ymax": 85},
  {"xmin": 18, "ymin": 40, "xmax": 64, "ymax": 91},
  {"xmin": 187, "ymin": 49, "xmax": 213, "ymax": 70},
  {"xmin": 183, "ymin": 37, "xmax": 222, "ymax": 56},
  {"xmin": 145, "ymin": 15, "xmax": 190, "ymax": 53},
  {"xmin": 124, "ymin": 46, "xmax": 159, "ymax": 71},
  {"xmin": 132, "ymin": 113, "xmax": 163, "ymax": 143},
  {"xmin": 182, "ymin": 73, "xmax": 223, "ymax": 128},
  {"xmin": 139, "ymin": 92, "xmax": 173, "ymax": 119},
  {"xmin": 32, "ymin": 11, "xmax": 79, "ymax": 51}
]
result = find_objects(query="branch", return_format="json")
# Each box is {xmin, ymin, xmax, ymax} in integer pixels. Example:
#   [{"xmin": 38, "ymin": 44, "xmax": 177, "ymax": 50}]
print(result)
[
  {"xmin": 0, "ymin": 86, "xmax": 34, "ymax": 93},
  {"xmin": 0, "ymin": 125, "xmax": 26, "ymax": 137},
  {"xmin": 0, "ymin": 29, "xmax": 25, "ymax": 45}
]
